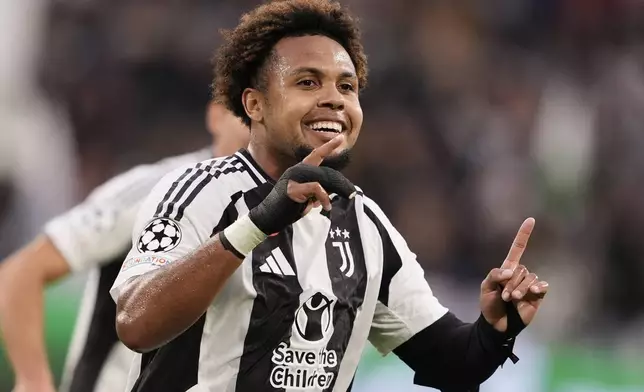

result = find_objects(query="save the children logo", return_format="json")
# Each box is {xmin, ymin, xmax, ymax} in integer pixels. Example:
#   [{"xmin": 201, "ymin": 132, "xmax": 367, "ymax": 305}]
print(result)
[{"xmin": 270, "ymin": 291, "xmax": 338, "ymax": 390}]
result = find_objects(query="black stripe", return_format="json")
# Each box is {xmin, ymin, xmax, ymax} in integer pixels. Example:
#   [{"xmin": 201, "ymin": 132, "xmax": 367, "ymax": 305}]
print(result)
[
  {"xmin": 235, "ymin": 187, "xmax": 303, "ymax": 391},
  {"xmin": 210, "ymin": 191, "xmax": 244, "ymax": 237},
  {"xmin": 235, "ymin": 154, "xmax": 262, "ymax": 186},
  {"xmin": 162, "ymin": 163, "xmax": 207, "ymax": 219},
  {"xmin": 323, "ymin": 196, "xmax": 368, "ymax": 390},
  {"xmin": 67, "ymin": 256, "xmax": 125, "ymax": 392},
  {"xmin": 130, "ymin": 316, "xmax": 207, "ymax": 392},
  {"xmin": 158, "ymin": 157, "xmax": 229, "ymax": 219},
  {"xmin": 364, "ymin": 205, "xmax": 402, "ymax": 307},
  {"xmin": 219, "ymin": 230, "xmax": 245, "ymax": 259},
  {"xmin": 237, "ymin": 149, "xmax": 275, "ymax": 185},
  {"xmin": 154, "ymin": 166, "xmax": 194, "ymax": 217},
  {"xmin": 174, "ymin": 158, "xmax": 243, "ymax": 221}
]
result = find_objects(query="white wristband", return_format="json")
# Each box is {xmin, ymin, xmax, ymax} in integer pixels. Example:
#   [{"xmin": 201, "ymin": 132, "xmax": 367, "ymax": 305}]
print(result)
[{"xmin": 222, "ymin": 214, "xmax": 267, "ymax": 257}]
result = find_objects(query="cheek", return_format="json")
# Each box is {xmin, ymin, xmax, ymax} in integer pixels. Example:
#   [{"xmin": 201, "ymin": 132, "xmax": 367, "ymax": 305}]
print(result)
[
  {"xmin": 349, "ymin": 104, "xmax": 364, "ymax": 138},
  {"xmin": 283, "ymin": 95, "xmax": 314, "ymax": 124}
]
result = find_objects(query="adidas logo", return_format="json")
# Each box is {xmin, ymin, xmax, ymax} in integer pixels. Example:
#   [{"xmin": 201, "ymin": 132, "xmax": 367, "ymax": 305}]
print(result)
[{"xmin": 259, "ymin": 247, "xmax": 295, "ymax": 276}]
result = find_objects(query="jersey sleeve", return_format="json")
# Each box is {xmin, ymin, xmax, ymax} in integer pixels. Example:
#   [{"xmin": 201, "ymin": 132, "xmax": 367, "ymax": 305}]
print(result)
[
  {"xmin": 43, "ymin": 165, "xmax": 168, "ymax": 272},
  {"xmin": 109, "ymin": 159, "xmax": 244, "ymax": 302},
  {"xmin": 363, "ymin": 197, "xmax": 449, "ymax": 355}
]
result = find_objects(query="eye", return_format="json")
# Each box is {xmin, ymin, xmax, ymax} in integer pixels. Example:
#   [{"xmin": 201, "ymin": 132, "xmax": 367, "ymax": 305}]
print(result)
[
  {"xmin": 297, "ymin": 79, "xmax": 317, "ymax": 87},
  {"xmin": 339, "ymin": 83, "xmax": 356, "ymax": 92}
]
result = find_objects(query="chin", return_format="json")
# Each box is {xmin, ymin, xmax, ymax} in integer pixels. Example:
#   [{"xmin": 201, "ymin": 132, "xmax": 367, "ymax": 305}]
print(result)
[{"xmin": 293, "ymin": 146, "xmax": 352, "ymax": 171}]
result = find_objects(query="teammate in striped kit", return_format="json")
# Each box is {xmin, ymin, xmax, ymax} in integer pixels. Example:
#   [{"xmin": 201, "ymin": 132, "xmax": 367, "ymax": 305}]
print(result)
[
  {"xmin": 112, "ymin": 1, "xmax": 550, "ymax": 391},
  {"xmin": 0, "ymin": 103, "xmax": 249, "ymax": 392}
]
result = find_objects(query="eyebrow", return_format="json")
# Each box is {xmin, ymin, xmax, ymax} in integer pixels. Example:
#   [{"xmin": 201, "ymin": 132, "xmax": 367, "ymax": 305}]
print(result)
[{"xmin": 289, "ymin": 67, "xmax": 357, "ymax": 80}]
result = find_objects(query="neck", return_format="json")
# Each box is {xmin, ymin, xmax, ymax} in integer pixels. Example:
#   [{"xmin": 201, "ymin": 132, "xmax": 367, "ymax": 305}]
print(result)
[
  {"xmin": 247, "ymin": 140, "xmax": 295, "ymax": 182},
  {"xmin": 210, "ymin": 143, "xmax": 219, "ymax": 158}
]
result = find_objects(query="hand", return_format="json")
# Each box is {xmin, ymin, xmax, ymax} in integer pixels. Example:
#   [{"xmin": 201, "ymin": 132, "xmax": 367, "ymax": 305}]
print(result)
[
  {"xmin": 248, "ymin": 135, "xmax": 356, "ymax": 235},
  {"xmin": 479, "ymin": 218, "xmax": 549, "ymax": 333}
]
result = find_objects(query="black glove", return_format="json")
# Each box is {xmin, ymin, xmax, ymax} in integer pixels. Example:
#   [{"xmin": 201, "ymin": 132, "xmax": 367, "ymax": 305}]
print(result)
[{"xmin": 248, "ymin": 163, "xmax": 356, "ymax": 235}]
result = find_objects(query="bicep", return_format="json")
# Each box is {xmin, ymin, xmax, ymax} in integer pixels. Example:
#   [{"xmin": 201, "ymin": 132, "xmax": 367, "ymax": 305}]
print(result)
[
  {"xmin": 364, "ymin": 198, "xmax": 448, "ymax": 354},
  {"xmin": 368, "ymin": 271, "xmax": 448, "ymax": 355}
]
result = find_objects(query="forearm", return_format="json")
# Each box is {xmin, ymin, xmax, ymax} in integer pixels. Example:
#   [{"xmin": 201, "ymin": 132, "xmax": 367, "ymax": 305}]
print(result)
[
  {"xmin": 0, "ymin": 276, "xmax": 52, "ymax": 385},
  {"xmin": 115, "ymin": 233, "xmax": 243, "ymax": 352},
  {"xmin": 0, "ymin": 238, "xmax": 67, "ymax": 387},
  {"xmin": 394, "ymin": 312, "xmax": 519, "ymax": 391}
]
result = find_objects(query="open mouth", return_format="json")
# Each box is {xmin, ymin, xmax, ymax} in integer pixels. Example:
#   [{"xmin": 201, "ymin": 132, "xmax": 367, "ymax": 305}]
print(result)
[{"xmin": 304, "ymin": 121, "xmax": 345, "ymax": 134}]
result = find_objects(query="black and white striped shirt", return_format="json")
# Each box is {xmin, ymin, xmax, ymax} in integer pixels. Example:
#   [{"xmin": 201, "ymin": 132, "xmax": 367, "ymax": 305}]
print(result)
[
  {"xmin": 44, "ymin": 149, "xmax": 211, "ymax": 392},
  {"xmin": 110, "ymin": 149, "xmax": 448, "ymax": 392}
]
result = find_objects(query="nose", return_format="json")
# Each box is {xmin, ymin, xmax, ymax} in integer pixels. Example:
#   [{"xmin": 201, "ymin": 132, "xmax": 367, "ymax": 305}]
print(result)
[{"xmin": 317, "ymin": 85, "xmax": 345, "ymax": 111}]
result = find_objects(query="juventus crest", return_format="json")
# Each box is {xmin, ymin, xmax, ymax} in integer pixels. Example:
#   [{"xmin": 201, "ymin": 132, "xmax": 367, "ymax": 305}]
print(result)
[{"xmin": 329, "ymin": 226, "xmax": 355, "ymax": 277}]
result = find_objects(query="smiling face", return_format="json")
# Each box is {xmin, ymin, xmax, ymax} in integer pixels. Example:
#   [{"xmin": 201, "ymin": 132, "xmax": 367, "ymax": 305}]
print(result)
[{"xmin": 243, "ymin": 34, "xmax": 363, "ymax": 170}]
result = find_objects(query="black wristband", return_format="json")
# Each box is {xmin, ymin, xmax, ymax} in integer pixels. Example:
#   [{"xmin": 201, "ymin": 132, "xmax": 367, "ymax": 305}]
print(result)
[
  {"xmin": 218, "ymin": 231, "xmax": 245, "ymax": 259},
  {"xmin": 476, "ymin": 313, "xmax": 521, "ymax": 364}
]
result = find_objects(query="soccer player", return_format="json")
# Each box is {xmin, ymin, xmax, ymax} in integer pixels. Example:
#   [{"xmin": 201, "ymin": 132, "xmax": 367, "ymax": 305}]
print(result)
[
  {"xmin": 111, "ymin": 1, "xmax": 549, "ymax": 391},
  {"xmin": 0, "ymin": 102, "xmax": 249, "ymax": 392}
]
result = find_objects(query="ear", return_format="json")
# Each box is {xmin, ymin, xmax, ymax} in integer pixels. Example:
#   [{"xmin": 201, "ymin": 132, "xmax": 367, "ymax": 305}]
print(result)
[{"xmin": 242, "ymin": 88, "xmax": 264, "ymax": 124}]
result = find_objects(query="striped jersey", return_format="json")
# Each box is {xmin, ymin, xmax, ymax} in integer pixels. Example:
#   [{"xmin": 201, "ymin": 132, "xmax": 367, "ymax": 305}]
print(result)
[
  {"xmin": 110, "ymin": 149, "xmax": 448, "ymax": 392},
  {"xmin": 44, "ymin": 148, "xmax": 211, "ymax": 392}
]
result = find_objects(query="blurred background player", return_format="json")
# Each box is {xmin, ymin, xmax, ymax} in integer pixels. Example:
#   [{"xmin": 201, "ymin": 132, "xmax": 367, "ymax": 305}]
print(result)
[{"xmin": 0, "ymin": 102, "xmax": 249, "ymax": 392}]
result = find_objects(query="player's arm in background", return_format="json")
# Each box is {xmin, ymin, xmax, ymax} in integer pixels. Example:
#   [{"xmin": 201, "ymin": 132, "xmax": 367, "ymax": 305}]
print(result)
[
  {"xmin": 364, "ymin": 197, "xmax": 517, "ymax": 392},
  {"xmin": 0, "ymin": 164, "xmax": 166, "ymax": 392}
]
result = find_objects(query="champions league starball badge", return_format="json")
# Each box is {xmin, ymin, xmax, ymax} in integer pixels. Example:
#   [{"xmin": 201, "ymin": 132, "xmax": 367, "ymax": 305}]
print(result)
[{"xmin": 137, "ymin": 218, "xmax": 182, "ymax": 253}]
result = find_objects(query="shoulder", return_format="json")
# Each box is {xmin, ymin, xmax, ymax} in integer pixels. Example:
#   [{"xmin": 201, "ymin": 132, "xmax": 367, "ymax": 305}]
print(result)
[
  {"xmin": 147, "ymin": 152, "xmax": 267, "ymax": 222},
  {"xmin": 86, "ymin": 148, "xmax": 212, "ymax": 205},
  {"xmin": 356, "ymin": 188, "xmax": 387, "ymax": 221}
]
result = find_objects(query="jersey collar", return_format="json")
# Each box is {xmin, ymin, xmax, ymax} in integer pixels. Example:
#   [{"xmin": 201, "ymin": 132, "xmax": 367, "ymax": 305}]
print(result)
[{"xmin": 236, "ymin": 149, "xmax": 276, "ymax": 185}]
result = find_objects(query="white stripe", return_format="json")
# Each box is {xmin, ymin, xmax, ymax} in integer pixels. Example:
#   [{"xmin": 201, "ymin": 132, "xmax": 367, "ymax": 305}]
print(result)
[
  {"xmin": 332, "ymin": 242, "xmax": 347, "ymax": 273},
  {"xmin": 124, "ymin": 354, "xmax": 142, "ymax": 392},
  {"xmin": 332, "ymin": 196, "xmax": 381, "ymax": 391},
  {"xmin": 265, "ymin": 255, "xmax": 283, "ymax": 275},
  {"xmin": 343, "ymin": 241, "xmax": 355, "ymax": 278},
  {"xmin": 93, "ymin": 343, "xmax": 134, "ymax": 392},
  {"xmin": 290, "ymin": 211, "xmax": 336, "ymax": 365},
  {"xmin": 197, "ymin": 195, "xmax": 257, "ymax": 389},
  {"xmin": 272, "ymin": 247, "xmax": 295, "ymax": 276},
  {"xmin": 233, "ymin": 192, "xmax": 250, "ymax": 216},
  {"xmin": 235, "ymin": 151, "xmax": 266, "ymax": 184},
  {"xmin": 259, "ymin": 263, "xmax": 271, "ymax": 273}
]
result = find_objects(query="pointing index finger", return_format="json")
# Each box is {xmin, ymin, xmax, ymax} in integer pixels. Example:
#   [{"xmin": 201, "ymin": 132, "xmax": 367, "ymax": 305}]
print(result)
[
  {"xmin": 302, "ymin": 135, "xmax": 345, "ymax": 167},
  {"xmin": 501, "ymin": 217, "xmax": 535, "ymax": 270}
]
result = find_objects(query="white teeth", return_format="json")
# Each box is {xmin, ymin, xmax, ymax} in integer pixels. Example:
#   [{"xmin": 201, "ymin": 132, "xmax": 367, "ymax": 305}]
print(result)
[{"xmin": 308, "ymin": 121, "xmax": 343, "ymax": 133}]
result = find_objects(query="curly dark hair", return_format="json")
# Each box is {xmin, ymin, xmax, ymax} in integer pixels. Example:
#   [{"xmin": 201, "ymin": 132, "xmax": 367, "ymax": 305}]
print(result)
[{"xmin": 212, "ymin": 0, "xmax": 368, "ymax": 126}]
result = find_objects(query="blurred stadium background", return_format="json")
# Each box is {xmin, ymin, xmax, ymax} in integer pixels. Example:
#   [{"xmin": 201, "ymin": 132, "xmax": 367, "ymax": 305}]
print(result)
[{"xmin": 2, "ymin": 0, "xmax": 644, "ymax": 391}]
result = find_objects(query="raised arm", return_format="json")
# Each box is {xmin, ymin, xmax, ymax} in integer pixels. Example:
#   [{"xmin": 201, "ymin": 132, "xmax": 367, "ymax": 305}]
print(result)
[{"xmin": 366, "ymin": 200, "xmax": 547, "ymax": 391}]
